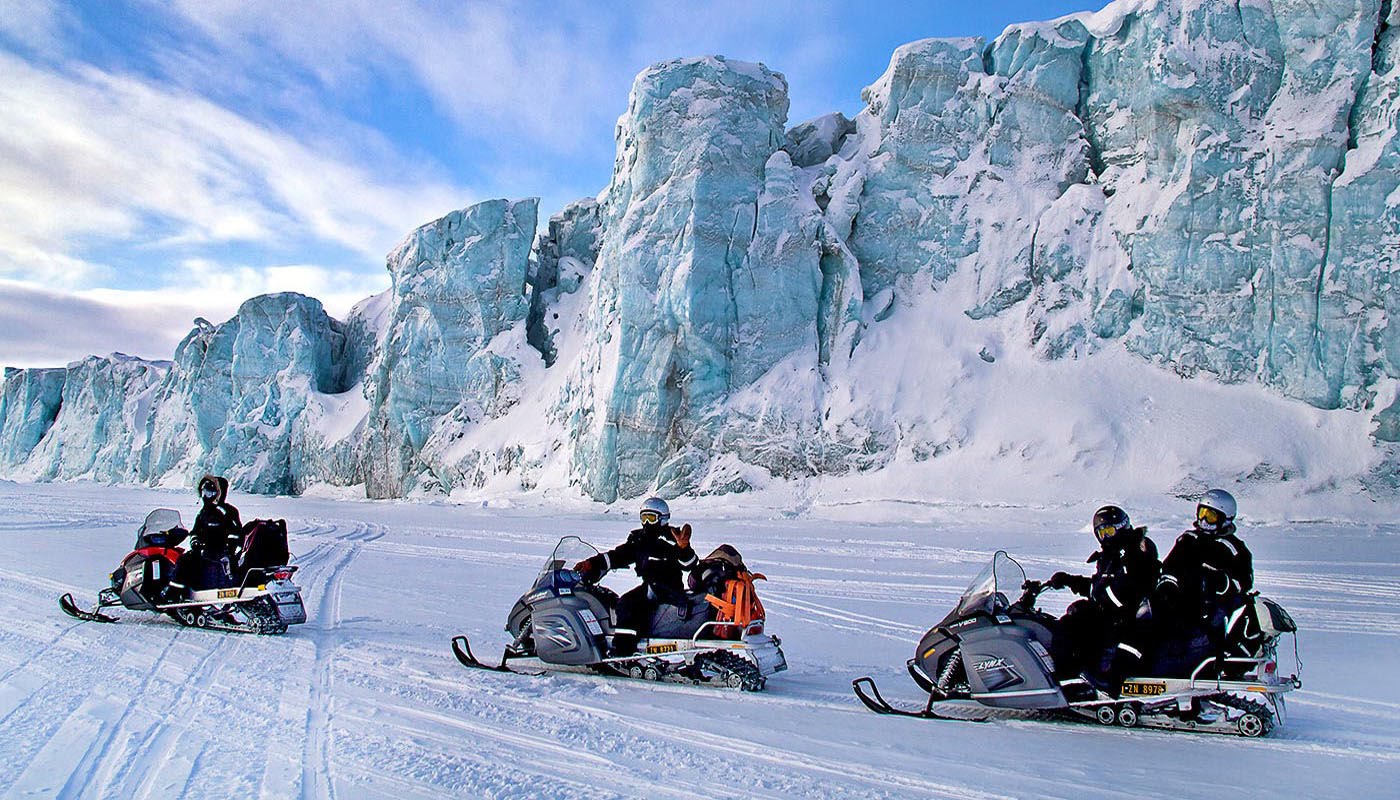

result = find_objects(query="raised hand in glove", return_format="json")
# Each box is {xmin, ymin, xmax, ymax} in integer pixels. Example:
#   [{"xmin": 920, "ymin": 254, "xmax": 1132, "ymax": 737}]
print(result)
[{"xmin": 673, "ymin": 523, "xmax": 692, "ymax": 549}]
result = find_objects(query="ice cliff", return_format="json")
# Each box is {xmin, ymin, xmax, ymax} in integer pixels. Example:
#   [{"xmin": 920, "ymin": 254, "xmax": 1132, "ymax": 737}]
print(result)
[{"xmin": 1, "ymin": 0, "xmax": 1396, "ymax": 502}]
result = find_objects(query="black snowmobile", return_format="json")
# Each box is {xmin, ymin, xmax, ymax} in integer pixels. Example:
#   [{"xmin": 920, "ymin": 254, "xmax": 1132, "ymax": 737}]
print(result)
[
  {"xmin": 852, "ymin": 551, "xmax": 1300, "ymax": 737},
  {"xmin": 452, "ymin": 536, "xmax": 787, "ymax": 690},
  {"xmin": 59, "ymin": 509, "xmax": 307, "ymax": 635}
]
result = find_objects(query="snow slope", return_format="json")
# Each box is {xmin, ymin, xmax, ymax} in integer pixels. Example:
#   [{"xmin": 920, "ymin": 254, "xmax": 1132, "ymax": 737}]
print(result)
[{"xmin": 1, "ymin": 482, "xmax": 1396, "ymax": 798}]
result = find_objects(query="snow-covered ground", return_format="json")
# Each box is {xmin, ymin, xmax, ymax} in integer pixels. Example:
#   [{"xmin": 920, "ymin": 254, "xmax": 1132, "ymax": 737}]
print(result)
[{"xmin": 1, "ymin": 481, "xmax": 1396, "ymax": 798}]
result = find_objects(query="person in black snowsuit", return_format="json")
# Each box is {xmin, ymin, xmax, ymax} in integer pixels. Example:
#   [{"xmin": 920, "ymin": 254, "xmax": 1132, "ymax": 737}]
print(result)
[
  {"xmin": 1050, "ymin": 505, "xmax": 1159, "ymax": 696},
  {"xmin": 170, "ymin": 474, "xmax": 242, "ymax": 595},
  {"xmin": 573, "ymin": 496, "xmax": 698, "ymax": 657},
  {"xmin": 1154, "ymin": 488, "xmax": 1254, "ymax": 663}
]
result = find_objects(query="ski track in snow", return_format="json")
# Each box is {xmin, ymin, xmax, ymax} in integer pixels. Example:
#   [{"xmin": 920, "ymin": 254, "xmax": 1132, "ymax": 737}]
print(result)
[{"xmin": 0, "ymin": 483, "xmax": 1397, "ymax": 798}]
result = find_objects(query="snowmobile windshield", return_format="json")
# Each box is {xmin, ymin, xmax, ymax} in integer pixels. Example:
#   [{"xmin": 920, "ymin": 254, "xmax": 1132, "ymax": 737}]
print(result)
[
  {"xmin": 537, "ymin": 536, "xmax": 600, "ymax": 585},
  {"xmin": 943, "ymin": 551, "xmax": 1027, "ymax": 622},
  {"xmin": 140, "ymin": 509, "xmax": 184, "ymax": 536}
]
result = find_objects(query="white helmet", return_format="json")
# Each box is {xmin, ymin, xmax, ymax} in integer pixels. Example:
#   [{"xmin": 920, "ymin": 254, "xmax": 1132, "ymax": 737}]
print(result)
[
  {"xmin": 1195, "ymin": 489, "xmax": 1237, "ymax": 534},
  {"xmin": 639, "ymin": 496, "xmax": 670, "ymax": 526}
]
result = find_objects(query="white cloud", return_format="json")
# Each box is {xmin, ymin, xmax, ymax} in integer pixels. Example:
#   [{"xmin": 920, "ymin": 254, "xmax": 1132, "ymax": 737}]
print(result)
[
  {"xmin": 164, "ymin": 0, "xmax": 619, "ymax": 155},
  {"xmin": 0, "ymin": 280, "xmax": 208, "ymax": 368},
  {"xmin": 0, "ymin": 50, "xmax": 472, "ymax": 286},
  {"xmin": 158, "ymin": 0, "xmax": 847, "ymax": 155},
  {"xmin": 0, "ymin": 0, "xmax": 68, "ymax": 55},
  {"xmin": 0, "ymin": 260, "xmax": 391, "ymax": 369}
]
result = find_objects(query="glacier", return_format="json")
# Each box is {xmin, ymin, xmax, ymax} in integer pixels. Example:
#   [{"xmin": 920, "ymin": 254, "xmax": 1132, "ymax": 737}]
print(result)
[{"xmin": 0, "ymin": 0, "xmax": 1396, "ymax": 503}]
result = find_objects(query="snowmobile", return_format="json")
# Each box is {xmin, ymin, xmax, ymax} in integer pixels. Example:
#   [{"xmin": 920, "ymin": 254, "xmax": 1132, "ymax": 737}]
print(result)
[
  {"xmin": 59, "ymin": 508, "xmax": 307, "ymax": 635},
  {"xmin": 452, "ymin": 536, "xmax": 787, "ymax": 690},
  {"xmin": 852, "ymin": 551, "xmax": 1300, "ymax": 737}
]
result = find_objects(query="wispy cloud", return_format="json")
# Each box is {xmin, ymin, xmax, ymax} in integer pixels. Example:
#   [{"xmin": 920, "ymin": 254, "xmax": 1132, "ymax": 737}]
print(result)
[
  {"xmin": 0, "ymin": 261, "xmax": 390, "ymax": 369},
  {"xmin": 0, "ymin": 279, "xmax": 209, "ymax": 368},
  {"xmin": 0, "ymin": 50, "xmax": 471, "ymax": 286}
]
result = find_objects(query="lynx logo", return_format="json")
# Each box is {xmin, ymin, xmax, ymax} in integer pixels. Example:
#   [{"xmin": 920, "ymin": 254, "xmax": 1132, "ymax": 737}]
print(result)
[
  {"xmin": 973, "ymin": 657, "xmax": 1008, "ymax": 673},
  {"xmin": 1121, "ymin": 681, "xmax": 1167, "ymax": 696}
]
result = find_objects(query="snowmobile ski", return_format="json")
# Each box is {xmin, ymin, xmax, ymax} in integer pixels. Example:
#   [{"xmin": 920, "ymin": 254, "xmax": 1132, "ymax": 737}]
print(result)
[
  {"xmin": 451, "ymin": 635, "xmax": 545, "ymax": 676},
  {"xmin": 851, "ymin": 677, "xmax": 988, "ymax": 722},
  {"xmin": 59, "ymin": 592, "xmax": 118, "ymax": 623}
]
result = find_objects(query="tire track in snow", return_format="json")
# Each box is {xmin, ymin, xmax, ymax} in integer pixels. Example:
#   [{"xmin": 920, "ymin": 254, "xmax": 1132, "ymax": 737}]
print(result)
[
  {"xmin": 547, "ymin": 698, "xmax": 1018, "ymax": 800},
  {"xmin": 296, "ymin": 520, "xmax": 377, "ymax": 800},
  {"xmin": 61, "ymin": 628, "xmax": 189, "ymax": 799},
  {"xmin": 761, "ymin": 589, "xmax": 925, "ymax": 636},
  {"xmin": 339, "ymin": 703, "xmax": 715, "ymax": 800}
]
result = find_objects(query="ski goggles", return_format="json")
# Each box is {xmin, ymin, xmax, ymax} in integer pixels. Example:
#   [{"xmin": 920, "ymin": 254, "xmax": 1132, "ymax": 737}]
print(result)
[
  {"xmin": 639, "ymin": 510, "xmax": 665, "ymax": 525},
  {"xmin": 1197, "ymin": 505, "xmax": 1227, "ymax": 526},
  {"xmin": 1094, "ymin": 523, "xmax": 1127, "ymax": 543}
]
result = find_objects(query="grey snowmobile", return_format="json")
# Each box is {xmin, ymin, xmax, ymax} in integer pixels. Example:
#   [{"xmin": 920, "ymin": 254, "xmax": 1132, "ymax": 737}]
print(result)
[
  {"xmin": 853, "ymin": 551, "xmax": 1300, "ymax": 737},
  {"xmin": 59, "ymin": 508, "xmax": 307, "ymax": 635},
  {"xmin": 452, "ymin": 536, "xmax": 787, "ymax": 690}
]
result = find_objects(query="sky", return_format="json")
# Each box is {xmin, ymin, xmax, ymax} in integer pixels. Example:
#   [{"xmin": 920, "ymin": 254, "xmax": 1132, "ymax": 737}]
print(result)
[{"xmin": 0, "ymin": 0, "xmax": 1107, "ymax": 370}]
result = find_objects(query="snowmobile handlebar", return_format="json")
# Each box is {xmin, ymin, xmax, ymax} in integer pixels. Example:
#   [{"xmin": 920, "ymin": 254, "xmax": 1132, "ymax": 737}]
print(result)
[
  {"xmin": 1018, "ymin": 579, "xmax": 1049, "ymax": 608},
  {"xmin": 569, "ymin": 568, "xmax": 601, "ymax": 586}
]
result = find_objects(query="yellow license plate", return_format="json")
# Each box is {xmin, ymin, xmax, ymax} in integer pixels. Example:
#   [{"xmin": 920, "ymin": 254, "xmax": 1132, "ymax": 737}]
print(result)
[
  {"xmin": 646, "ymin": 643, "xmax": 678, "ymax": 654},
  {"xmin": 216, "ymin": 589, "xmax": 239, "ymax": 599},
  {"xmin": 1120, "ymin": 681, "xmax": 1167, "ymax": 696}
]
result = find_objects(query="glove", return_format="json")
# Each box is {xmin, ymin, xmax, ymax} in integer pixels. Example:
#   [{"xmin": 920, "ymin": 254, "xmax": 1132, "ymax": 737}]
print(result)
[
  {"xmin": 572, "ymin": 560, "xmax": 596, "ymax": 579},
  {"xmin": 673, "ymin": 523, "xmax": 692, "ymax": 549},
  {"xmin": 1048, "ymin": 571, "xmax": 1073, "ymax": 590},
  {"xmin": 1154, "ymin": 578, "xmax": 1179, "ymax": 612}
]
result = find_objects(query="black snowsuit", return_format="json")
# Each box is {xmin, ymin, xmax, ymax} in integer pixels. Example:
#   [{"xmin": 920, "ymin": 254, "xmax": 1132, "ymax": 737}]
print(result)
[
  {"xmin": 173, "ymin": 475, "xmax": 242, "ymax": 592},
  {"xmin": 1055, "ymin": 528, "xmax": 1160, "ymax": 679},
  {"xmin": 1156, "ymin": 526, "xmax": 1254, "ymax": 656},
  {"xmin": 191, "ymin": 475, "xmax": 243, "ymax": 561},
  {"xmin": 580, "ymin": 523, "xmax": 698, "ymax": 655}
]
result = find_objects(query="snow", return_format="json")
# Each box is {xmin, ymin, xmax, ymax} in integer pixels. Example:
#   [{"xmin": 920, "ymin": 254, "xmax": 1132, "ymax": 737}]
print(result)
[
  {"xmin": 2, "ymin": 481, "xmax": 1397, "ymax": 798},
  {"xmin": 2, "ymin": 1, "xmax": 1397, "ymax": 504}
]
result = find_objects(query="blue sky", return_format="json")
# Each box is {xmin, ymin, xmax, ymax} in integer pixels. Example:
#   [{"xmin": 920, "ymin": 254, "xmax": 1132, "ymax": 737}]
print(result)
[{"xmin": 0, "ymin": 0, "xmax": 1105, "ymax": 368}]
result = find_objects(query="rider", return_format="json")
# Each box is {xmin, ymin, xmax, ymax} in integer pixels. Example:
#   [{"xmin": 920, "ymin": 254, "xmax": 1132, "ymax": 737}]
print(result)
[
  {"xmin": 1155, "ymin": 488, "xmax": 1254, "ymax": 661},
  {"xmin": 191, "ymin": 474, "xmax": 243, "ymax": 562},
  {"xmin": 573, "ymin": 497, "xmax": 698, "ymax": 657},
  {"xmin": 1048, "ymin": 505, "xmax": 1159, "ymax": 696},
  {"xmin": 170, "ymin": 474, "xmax": 243, "ymax": 596}
]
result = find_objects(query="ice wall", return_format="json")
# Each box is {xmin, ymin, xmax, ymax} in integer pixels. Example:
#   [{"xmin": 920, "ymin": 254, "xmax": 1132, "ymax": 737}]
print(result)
[
  {"xmin": 1, "ymin": 0, "xmax": 1396, "ymax": 502},
  {"xmin": 364, "ymin": 198, "xmax": 539, "ymax": 497},
  {"xmin": 559, "ymin": 57, "xmax": 797, "ymax": 502}
]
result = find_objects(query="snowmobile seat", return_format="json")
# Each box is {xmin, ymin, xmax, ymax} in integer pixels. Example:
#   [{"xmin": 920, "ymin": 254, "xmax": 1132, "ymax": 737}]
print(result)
[
  {"xmin": 236, "ymin": 518, "xmax": 290, "ymax": 579},
  {"xmin": 172, "ymin": 550, "xmax": 233, "ymax": 591},
  {"xmin": 646, "ymin": 594, "xmax": 718, "ymax": 639}
]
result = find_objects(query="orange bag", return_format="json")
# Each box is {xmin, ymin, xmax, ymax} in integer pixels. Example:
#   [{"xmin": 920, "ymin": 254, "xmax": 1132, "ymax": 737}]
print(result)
[{"xmin": 706, "ymin": 570, "xmax": 767, "ymax": 637}]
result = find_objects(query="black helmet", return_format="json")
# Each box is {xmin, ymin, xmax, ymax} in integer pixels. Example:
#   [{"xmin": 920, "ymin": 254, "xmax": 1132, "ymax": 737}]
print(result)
[{"xmin": 1092, "ymin": 505, "xmax": 1133, "ymax": 547}]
